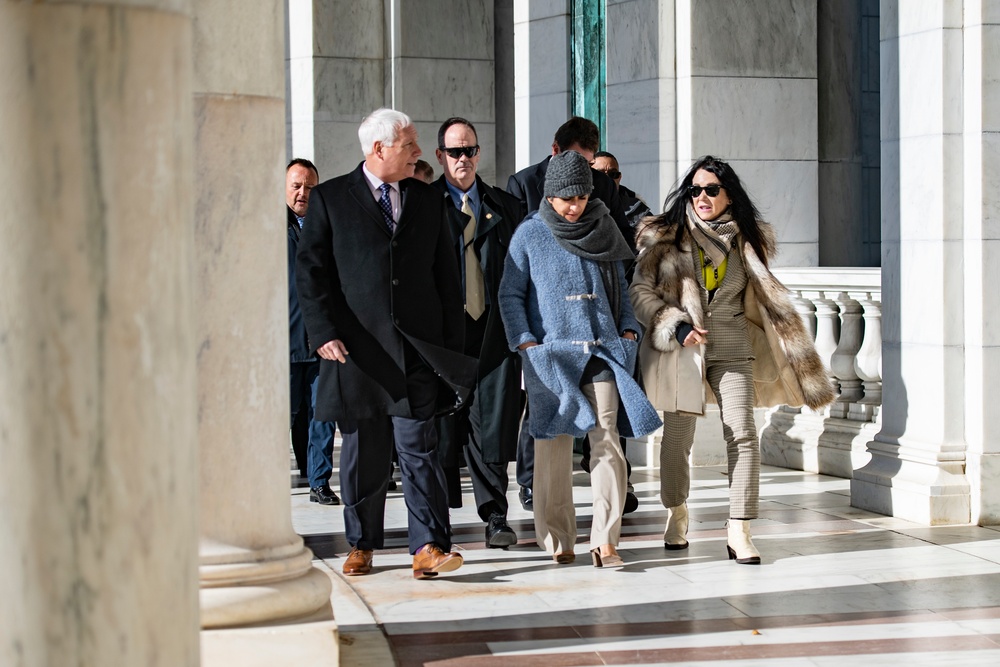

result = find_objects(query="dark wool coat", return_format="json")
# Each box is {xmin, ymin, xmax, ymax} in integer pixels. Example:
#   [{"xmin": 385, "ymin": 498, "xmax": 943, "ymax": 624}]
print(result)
[
  {"xmin": 296, "ymin": 164, "xmax": 477, "ymax": 422},
  {"xmin": 506, "ymin": 155, "xmax": 634, "ymax": 246},
  {"xmin": 630, "ymin": 219, "xmax": 836, "ymax": 413},
  {"xmin": 287, "ymin": 206, "xmax": 314, "ymax": 363},
  {"xmin": 432, "ymin": 176, "xmax": 525, "ymax": 465}
]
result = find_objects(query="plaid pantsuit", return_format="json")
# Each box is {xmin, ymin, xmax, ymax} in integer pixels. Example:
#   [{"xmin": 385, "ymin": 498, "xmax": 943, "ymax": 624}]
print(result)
[{"xmin": 659, "ymin": 245, "xmax": 760, "ymax": 519}]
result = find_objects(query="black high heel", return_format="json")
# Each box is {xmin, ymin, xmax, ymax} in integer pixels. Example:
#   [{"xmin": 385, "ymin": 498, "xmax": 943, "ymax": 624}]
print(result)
[{"xmin": 726, "ymin": 544, "xmax": 761, "ymax": 565}]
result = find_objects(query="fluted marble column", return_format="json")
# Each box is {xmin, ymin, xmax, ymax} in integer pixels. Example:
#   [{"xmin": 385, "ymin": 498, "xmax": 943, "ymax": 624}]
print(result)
[
  {"xmin": 0, "ymin": 2, "xmax": 199, "ymax": 665},
  {"xmin": 193, "ymin": 0, "xmax": 332, "ymax": 627}
]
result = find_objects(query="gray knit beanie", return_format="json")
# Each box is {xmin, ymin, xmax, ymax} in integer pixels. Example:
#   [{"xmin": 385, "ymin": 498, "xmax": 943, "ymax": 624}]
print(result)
[{"xmin": 544, "ymin": 150, "xmax": 593, "ymax": 199}]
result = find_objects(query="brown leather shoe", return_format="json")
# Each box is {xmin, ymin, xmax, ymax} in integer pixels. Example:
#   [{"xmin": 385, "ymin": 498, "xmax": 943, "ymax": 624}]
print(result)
[
  {"xmin": 412, "ymin": 543, "xmax": 463, "ymax": 580},
  {"xmin": 343, "ymin": 547, "xmax": 373, "ymax": 576}
]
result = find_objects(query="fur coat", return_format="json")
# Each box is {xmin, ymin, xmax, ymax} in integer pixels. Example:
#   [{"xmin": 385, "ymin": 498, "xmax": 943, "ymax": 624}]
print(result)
[
  {"xmin": 629, "ymin": 218, "xmax": 836, "ymax": 414},
  {"xmin": 498, "ymin": 214, "xmax": 662, "ymax": 440}
]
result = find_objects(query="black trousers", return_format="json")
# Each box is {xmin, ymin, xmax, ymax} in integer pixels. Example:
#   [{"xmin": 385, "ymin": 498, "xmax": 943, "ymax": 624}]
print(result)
[
  {"xmin": 443, "ymin": 308, "xmax": 512, "ymax": 521},
  {"xmin": 338, "ymin": 348, "xmax": 451, "ymax": 554}
]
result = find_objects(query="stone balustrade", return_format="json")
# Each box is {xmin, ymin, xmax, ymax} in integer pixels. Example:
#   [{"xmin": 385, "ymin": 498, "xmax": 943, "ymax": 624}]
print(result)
[
  {"xmin": 627, "ymin": 268, "xmax": 882, "ymax": 477},
  {"xmin": 760, "ymin": 268, "xmax": 882, "ymax": 478}
]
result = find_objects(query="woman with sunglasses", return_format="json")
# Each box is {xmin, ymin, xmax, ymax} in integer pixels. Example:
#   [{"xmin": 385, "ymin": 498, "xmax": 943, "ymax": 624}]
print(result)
[{"xmin": 629, "ymin": 156, "xmax": 834, "ymax": 564}]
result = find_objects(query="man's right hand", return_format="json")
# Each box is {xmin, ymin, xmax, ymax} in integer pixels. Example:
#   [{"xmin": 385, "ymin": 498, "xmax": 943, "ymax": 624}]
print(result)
[{"xmin": 317, "ymin": 339, "xmax": 349, "ymax": 363}]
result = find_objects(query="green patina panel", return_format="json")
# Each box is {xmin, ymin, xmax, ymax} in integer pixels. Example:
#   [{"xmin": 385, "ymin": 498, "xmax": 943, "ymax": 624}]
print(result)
[{"xmin": 571, "ymin": 0, "xmax": 605, "ymax": 147}]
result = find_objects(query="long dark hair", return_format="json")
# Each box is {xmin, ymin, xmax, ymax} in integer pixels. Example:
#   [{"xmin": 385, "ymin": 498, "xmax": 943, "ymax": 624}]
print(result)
[{"xmin": 656, "ymin": 155, "xmax": 769, "ymax": 266}]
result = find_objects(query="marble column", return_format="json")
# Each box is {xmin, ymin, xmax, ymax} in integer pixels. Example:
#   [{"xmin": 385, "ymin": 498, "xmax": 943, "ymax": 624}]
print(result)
[
  {"xmin": 0, "ymin": 2, "xmax": 200, "ymax": 665},
  {"xmin": 287, "ymin": 0, "xmax": 385, "ymax": 176},
  {"xmin": 961, "ymin": 3, "xmax": 1000, "ymax": 525},
  {"xmin": 513, "ymin": 0, "xmax": 572, "ymax": 169},
  {"xmin": 852, "ymin": 1, "xmax": 970, "ymax": 524},
  {"xmin": 391, "ymin": 0, "xmax": 499, "ymax": 184},
  {"xmin": 193, "ymin": 0, "xmax": 332, "ymax": 628},
  {"xmin": 676, "ymin": 0, "xmax": 818, "ymax": 266},
  {"xmin": 817, "ymin": 0, "xmax": 865, "ymax": 266},
  {"xmin": 605, "ymin": 0, "xmax": 675, "ymax": 212}
]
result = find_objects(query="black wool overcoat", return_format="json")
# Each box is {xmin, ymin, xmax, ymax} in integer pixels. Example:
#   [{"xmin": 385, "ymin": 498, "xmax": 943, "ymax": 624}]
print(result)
[
  {"xmin": 432, "ymin": 176, "xmax": 526, "ymax": 465},
  {"xmin": 296, "ymin": 164, "xmax": 477, "ymax": 422}
]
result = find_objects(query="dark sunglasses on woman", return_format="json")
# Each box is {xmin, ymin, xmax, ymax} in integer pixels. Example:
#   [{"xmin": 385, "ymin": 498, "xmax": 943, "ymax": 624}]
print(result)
[{"xmin": 687, "ymin": 184, "xmax": 723, "ymax": 198}]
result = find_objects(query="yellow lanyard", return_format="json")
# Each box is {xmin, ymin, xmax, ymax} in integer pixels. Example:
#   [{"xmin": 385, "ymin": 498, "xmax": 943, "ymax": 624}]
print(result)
[{"xmin": 699, "ymin": 247, "xmax": 727, "ymax": 291}]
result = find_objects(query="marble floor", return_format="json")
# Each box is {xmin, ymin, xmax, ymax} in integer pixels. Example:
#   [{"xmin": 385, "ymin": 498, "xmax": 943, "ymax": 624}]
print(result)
[{"xmin": 291, "ymin": 452, "xmax": 1000, "ymax": 667}]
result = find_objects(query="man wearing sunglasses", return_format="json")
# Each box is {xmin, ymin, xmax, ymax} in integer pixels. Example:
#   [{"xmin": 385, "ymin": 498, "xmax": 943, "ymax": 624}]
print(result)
[
  {"xmin": 592, "ymin": 151, "xmax": 652, "ymax": 231},
  {"xmin": 505, "ymin": 116, "xmax": 634, "ymax": 512},
  {"xmin": 432, "ymin": 117, "xmax": 526, "ymax": 549}
]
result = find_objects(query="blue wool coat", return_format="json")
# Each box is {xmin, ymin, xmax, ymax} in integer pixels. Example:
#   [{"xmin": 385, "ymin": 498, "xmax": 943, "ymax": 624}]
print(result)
[{"xmin": 498, "ymin": 214, "xmax": 662, "ymax": 440}]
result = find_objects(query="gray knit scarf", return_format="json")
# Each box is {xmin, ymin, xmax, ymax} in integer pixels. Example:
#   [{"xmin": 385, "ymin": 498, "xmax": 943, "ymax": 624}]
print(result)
[
  {"xmin": 539, "ymin": 197, "xmax": 635, "ymax": 324},
  {"xmin": 685, "ymin": 202, "xmax": 739, "ymax": 268}
]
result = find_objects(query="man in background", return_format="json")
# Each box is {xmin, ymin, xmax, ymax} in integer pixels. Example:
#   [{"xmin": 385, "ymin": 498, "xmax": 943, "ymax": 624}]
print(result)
[
  {"xmin": 286, "ymin": 158, "xmax": 339, "ymax": 505},
  {"xmin": 593, "ymin": 151, "xmax": 652, "ymax": 230}
]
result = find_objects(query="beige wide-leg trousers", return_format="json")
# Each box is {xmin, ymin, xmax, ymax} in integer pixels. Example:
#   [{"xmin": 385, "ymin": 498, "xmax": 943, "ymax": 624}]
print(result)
[
  {"xmin": 534, "ymin": 380, "xmax": 627, "ymax": 554},
  {"xmin": 659, "ymin": 359, "xmax": 759, "ymax": 519}
]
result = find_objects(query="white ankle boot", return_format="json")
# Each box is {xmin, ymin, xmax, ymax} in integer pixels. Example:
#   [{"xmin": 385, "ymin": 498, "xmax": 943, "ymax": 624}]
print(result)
[
  {"xmin": 726, "ymin": 519, "xmax": 760, "ymax": 564},
  {"xmin": 663, "ymin": 503, "xmax": 689, "ymax": 550}
]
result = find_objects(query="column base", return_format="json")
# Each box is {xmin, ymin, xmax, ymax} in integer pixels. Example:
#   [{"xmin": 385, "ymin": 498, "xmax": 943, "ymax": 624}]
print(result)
[
  {"xmin": 851, "ymin": 435, "xmax": 971, "ymax": 525},
  {"xmin": 200, "ymin": 542, "xmax": 333, "ymax": 628},
  {"xmin": 967, "ymin": 450, "xmax": 1000, "ymax": 525},
  {"xmin": 201, "ymin": 616, "xmax": 339, "ymax": 667}
]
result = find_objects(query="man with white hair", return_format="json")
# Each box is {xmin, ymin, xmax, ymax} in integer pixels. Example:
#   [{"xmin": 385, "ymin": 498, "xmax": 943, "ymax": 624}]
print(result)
[{"xmin": 296, "ymin": 108, "xmax": 476, "ymax": 580}]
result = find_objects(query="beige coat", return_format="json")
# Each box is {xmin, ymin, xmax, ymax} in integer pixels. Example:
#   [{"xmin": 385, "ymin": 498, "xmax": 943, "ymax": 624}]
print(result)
[{"xmin": 629, "ymin": 219, "xmax": 836, "ymax": 416}]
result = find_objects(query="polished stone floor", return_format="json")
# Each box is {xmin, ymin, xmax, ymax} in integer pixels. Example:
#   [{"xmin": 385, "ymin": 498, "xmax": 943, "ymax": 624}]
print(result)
[{"xmin": 291, "ymin": 449, "xmax": 1000, "ymax": 666}]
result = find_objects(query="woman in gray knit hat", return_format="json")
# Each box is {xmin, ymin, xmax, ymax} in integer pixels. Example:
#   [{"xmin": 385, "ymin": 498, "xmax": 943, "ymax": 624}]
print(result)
[{"xmin": 498, "ymin": 150, "xmax": 661, "ymax": 568}]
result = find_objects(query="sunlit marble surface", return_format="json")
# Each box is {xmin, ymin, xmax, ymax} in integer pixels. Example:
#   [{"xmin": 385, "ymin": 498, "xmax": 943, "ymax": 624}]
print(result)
[{"xmin": 291, "ymin": 444, "xmax": 1000, "ymax": 666}]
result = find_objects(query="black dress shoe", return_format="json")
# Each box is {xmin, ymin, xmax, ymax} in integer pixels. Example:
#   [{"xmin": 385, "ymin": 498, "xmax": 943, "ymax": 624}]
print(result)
[
  {"xmin": 518, "ymin": 486, "xmax": 533, "ymax": 510},
  {"xmin": 310, "ymin": 484, "xmax": 341, "ymax": 505},
  {"xmin": 623, "ymin": 491, "xmax": 639, "ymax": 514},
  {"xmin": 486, "ymin": 513, "xmax": 517, "ymax": 549}
]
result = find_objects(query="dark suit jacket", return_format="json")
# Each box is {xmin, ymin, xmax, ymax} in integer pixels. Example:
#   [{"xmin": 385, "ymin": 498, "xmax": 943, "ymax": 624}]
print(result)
[
  {"xmin": 296, "ymin": 163, "xmax": 476, "ymax": 421},
  {"xmin": 432, "ymin": 176, "xmax": 524, "ymax": 464},
  {"xmin": 506, "ymin": 155, "xmax": 633, "ymax": 246}
]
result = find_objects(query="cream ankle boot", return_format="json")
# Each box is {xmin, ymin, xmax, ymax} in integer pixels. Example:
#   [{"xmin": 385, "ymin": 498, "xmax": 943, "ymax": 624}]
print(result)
[
  {"xmin": 726, "ymin": 519, "xmax": 760, "ymax": 564},
  {"xmin": 663, "ymin": 503, "xmax": 689, "ymax": 550}
]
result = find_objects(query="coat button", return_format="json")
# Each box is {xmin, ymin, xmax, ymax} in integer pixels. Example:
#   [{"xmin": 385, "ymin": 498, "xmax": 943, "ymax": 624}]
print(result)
[
  {"xmin": 392, "ymin": 241, "xmax": 398, "ymax": 248},
  {"xmin": 394, "ymin": 318, "xmax": 400, "ymax": 325},
  {"xmin": 707, "ymin": 312, "xmax": 712, "ymax": 318},
  {"xmin": 392, "ymin": 279, "xmax": 399, "ymax": 286}
]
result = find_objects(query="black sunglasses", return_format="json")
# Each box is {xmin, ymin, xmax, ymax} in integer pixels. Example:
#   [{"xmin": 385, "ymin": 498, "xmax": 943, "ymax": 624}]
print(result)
[
  {"xmin": 439, "ymin": 145, "xmax": 480, "ymax": 159},
  {"xmin": 687, "ymin": 184, "xmax": 724, "ymax": 198},
  {"xmin": 600, "ymin": 169, "xmax": 621, "ymax": 180}
]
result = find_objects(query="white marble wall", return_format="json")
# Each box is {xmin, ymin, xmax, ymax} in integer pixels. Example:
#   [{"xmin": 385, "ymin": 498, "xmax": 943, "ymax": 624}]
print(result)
[
  {"xmin": 288, "ymin": 0, "xmax": 500, "ymax": 184},
  {"xmin": 962, "ymin": 2, "xmax": 1000, "ymax": 525},
  {"xmin": 852, "ymin": 0, "xmax": 971, "ymax": 525},
  {"xmin": 513, "ymin": 0, "xmax": 572, "ymax": 169},
  {"xmin": 0, "ymin": 2, "xmax": 200, "ymax": 665},
  {"xmin": 605, "ymin": 0, "xmax": 675, "ymax": 211},
  {"xmin": 194, "ymin": 0, "xmax": 334, "ymax": 630},
  {"xmin": 676, "ymin": 0, "xmax": 819, "ymax": 266}
]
